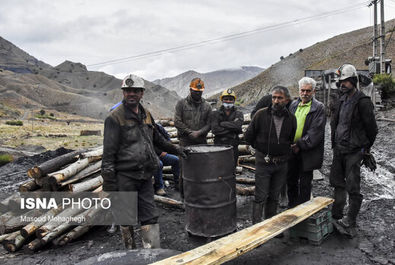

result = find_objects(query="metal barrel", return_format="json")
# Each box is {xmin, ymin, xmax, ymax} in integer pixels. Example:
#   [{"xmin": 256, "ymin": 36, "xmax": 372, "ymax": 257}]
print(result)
[{"xmin": 183, "ymin": 145, "xmax": 236, "ymax": 237}]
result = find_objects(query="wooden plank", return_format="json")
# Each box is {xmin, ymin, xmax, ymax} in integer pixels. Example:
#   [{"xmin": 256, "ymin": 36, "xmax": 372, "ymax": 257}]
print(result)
[{"xmin": 151, "ymin": 196, "xmax": 333, "ymax": 265}]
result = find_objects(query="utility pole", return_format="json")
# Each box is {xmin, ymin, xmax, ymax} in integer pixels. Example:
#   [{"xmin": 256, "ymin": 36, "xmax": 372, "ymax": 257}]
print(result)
[
  {"xmin": 373, "ymin": 0, "xmax": 378, "ymax": 58},
  {"xmin": 380, "ymin": 0, "xmax": 385, "ymax": 73}
]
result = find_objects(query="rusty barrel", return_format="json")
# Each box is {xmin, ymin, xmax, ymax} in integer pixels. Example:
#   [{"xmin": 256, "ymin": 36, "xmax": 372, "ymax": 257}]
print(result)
[{"xmin": 182, "ymin": 145, "xmax": 236, "ymax": 237}]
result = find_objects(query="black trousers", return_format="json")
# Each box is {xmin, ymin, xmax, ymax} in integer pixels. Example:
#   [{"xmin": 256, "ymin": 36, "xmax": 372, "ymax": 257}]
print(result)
[
  {"xmin": 255, "ymin": 151, "xmax": 288, "ymax": 218},
  {"xmin": 287, "ymin": 153, "xmax": 313, "ymax": 208},
  {"xmin": 116, "ymin": 173, "xmax": 158, "ymax": 225},
  {"xmin": 329, "ymin": 149, "xmax": 363, "ymax": 222}
]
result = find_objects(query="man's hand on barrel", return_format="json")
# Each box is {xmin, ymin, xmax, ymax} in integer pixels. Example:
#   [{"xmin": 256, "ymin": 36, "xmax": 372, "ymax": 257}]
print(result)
[{"xmin": 177, "ymin": 146, "xmax": 189, "ymax": 158}]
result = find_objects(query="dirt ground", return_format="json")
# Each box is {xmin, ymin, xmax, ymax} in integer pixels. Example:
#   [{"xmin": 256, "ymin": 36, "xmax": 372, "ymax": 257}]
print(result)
[{"xmin": 0, "ymin": 110, "xmax": 394, "ymax": 265}]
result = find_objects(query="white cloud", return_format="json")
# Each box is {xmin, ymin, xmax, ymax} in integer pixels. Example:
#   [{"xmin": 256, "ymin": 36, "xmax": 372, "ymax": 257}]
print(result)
[{"xmin": 1, "ymin": 0, "xmax": 394, "ymax": 80}]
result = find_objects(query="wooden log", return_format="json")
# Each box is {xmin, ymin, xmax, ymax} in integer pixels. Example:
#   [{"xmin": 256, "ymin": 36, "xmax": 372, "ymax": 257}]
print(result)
[
  {"xmin": 238, "ymin": 145, "xmax": 254, "ymax": 155},
  {"xmin": 48, "ymin": 158, "xmax": 91, "ymax": 185},
  {"xmin": 80, "ymin": 147, "xmax": 103, "ymax": 162},
  {"xmin": 69, "ymin": 175, "xmax": 103, "ymax": 193},
  {"xmin": 0, "ymin": 209, "xmax": 43, "ymax": 234},
  {"xmin": 151, "ymin": 197, "xmax": 334, "ymax": 265},
  {"xmin": 52, "ymin": 225, "xmax": 90, "ymax": 246},
  {"xmin": 157, "ymin": 120, "xmax": 174, "ymax": 127},
  {"xmin": 0, "ymin": 230, "xmax": 19, "ymax": 243},
  {"xmin": 238, "ymin": 156, "xmax": 255, "ymax": 163},
  {"xmin": 27, "ymin": 150, "xmax": 81, "ymax": 179},
  {"xmin": 80, "ymin": 130, "xmax": 101, "ymax": 136},
  {"xmin": 3, "ymin": 232, "xmax": 26, "ymax": 252},
  {"xmin": 40, "ymin": 207, "xmax": 101, "ymax": 247},
  {"xmin": 377, "ymin": 117, "xmax": 395, "ymax": 122},
  {"xmin": 34, "ymin": 176, "xmax": 52, "ymax": 190},
  {"xmin": 239, "ymin": 164, "xmax": 256, "ymax": 171},
  {"xmin": 20, "ymin": 206, "xmax": 64, "ymax": 238},
  {"xmin": 235, "ymin": 166, "xmax": 242, "ymax": 174},
  {"xmin": 236, "ymin": 176, "xmax": 255, "ymax": 184},
  {"xmin": 19, "ymin": 179, "xmax": 39, "ymax": 192},
  {"xmin": 236, "ymin": 185, "xmax": 255, "ymax": 196},
  {"xmin": 154, "ymin": 195, "xmax": 184, "ymax": 209},
  {"xmin": 27, "ymin": 238, "xmax": 44, "ymax": 252},
  {"xmin": 59, "ymin": 160, "xmax": 102, "ymax": 187},
  {"xmin": 36, "ymin": 206, "xmax": 85, "ymax": 238}
]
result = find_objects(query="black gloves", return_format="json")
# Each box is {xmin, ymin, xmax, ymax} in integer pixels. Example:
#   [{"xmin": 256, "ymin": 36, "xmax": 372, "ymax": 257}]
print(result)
[{"xmin": 177, "ymin": 146, "xmax": 189, "ymax": 159}]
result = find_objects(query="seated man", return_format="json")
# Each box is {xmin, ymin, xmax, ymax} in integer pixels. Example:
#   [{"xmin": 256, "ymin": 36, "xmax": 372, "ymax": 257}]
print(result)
[{"xmin": 153, "ymin": 123, "xmax": 180, "ymax": 195}]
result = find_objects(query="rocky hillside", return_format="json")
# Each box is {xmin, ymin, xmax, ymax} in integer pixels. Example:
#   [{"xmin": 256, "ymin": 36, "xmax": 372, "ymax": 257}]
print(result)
[
  {"xmin": 0, "ymin": 37, "xmax": 180, "ymax": 119},
  {"xmin": 153, "ymin": 66, "xmax": 264, "ymax": 98},
  {"xmin": 226, "ymin": 19, "xmax": 395, "ymax": 106}
]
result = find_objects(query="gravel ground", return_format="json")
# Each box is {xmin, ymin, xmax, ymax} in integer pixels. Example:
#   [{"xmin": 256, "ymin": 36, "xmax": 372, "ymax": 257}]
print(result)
[{"xmin": 0, "ymin": 110, "xmax": 394, "ymax": 265}]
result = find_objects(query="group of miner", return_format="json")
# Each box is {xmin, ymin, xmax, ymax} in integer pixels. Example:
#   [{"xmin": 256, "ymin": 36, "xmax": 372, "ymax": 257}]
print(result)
[{"xmin": 101, "ymin": 63, "xmax": 378, "ymax": 249}]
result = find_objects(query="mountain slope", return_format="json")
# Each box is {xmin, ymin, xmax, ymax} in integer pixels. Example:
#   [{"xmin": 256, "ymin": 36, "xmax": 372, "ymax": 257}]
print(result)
[
  {"xmin": 227, "ymin": 19, "xmax": 395, "ymax": 106},
  {"xmin": 153, "ymin": 66, "xmax": 264, "ymax": 98},
  {"xmin": 0, "ymin": 38, "xmax": 180, "ymax": 119}
]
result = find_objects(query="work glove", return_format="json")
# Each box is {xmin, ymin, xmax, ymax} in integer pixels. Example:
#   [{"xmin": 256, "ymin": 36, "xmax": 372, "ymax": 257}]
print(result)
[
  {"xmin": 361, "ymin": 152, "xmax": 377, "ymax": 172},
  {"xmin": 177, "ymin": 146, "xmax": 189, "ymax": 159}
]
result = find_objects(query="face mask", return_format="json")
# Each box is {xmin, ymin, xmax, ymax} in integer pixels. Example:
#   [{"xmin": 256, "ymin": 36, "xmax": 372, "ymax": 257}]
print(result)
[
  {"xmin": 222, "ymin": 102, "xmax": 234, "ymax": 109},
  {"xmin": 191, "ymin": 91, "xmax": 202, "ymax": 101}
]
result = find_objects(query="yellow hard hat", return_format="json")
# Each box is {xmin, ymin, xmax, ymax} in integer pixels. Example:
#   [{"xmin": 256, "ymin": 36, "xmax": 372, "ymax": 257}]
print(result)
[
  {"xmin": 220, "ymin": 89, "xmax": 236, "ymax": 101},
  {"xmin": 190, "ymin": 78, "xmax": 205, "ymax": 91}
]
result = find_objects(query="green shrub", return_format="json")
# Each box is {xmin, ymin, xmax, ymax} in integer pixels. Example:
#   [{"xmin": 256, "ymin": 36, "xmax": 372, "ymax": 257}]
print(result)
[
  {"xmin": 0, "ymin": 154, "xmax": 13, "ymax": 166},
  {"xmin": 5, "ymin": 120, "xmax": 23, "ymax": 126},
  {"xmin": 373, "ymin": 74, "xmax": 395, "ymax": 99}
]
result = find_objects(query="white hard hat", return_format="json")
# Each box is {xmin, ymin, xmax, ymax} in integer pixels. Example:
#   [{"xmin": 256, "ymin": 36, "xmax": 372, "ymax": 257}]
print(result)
[
  {"xmin": 336, "ymin": 64, "xmax": 358, "ymax": 81},
  {"xmin": 121, "ymin": 74, "xmax": 145, "ymax": 89}
]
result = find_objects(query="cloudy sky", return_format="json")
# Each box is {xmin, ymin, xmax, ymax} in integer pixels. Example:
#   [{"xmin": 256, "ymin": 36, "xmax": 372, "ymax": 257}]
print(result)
[{"xmin": 1, "ymin": 0, "xmax": 395, "ymax": 81}]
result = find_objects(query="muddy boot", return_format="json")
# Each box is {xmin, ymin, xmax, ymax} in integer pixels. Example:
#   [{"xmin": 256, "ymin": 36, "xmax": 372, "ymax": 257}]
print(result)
[
  {"xmin": 332, "ymin": 188, "xmax": 347, "ymax": 220},
  {"xmin": 334, "ymin": 217, "xmax": 357, "ymax": 238},
  {"xmin": 141, "ymin": 223, "xmax": 161, "ymax": 249},
  {"xmin": 252, "ymin": 201, "xmax": 264, "ymax": 224},
  {"xmin": 120, "ymin": 226, "xmax": 136, "ymax": 249}
]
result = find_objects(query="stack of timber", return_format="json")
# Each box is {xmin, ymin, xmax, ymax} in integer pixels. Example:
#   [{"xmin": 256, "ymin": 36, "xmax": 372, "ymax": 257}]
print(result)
[{"xmin": 1, "ymin": 114, "xmax": 258, "ymax": 252}]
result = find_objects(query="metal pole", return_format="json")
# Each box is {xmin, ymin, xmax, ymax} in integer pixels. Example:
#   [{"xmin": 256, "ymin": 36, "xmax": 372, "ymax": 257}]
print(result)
[
  {"xmin": 373, "ymin": 0, "xmax": 378, "ymax": 58},
  {"xmin": 380, "ymin": 0, "xmax": 385, "ymax": 73}
]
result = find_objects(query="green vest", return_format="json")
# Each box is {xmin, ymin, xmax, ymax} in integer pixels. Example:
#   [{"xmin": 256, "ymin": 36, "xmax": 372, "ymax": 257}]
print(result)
[{"xmin": 294, "ymin": 100, "xmax": 312, "ymax": 142}]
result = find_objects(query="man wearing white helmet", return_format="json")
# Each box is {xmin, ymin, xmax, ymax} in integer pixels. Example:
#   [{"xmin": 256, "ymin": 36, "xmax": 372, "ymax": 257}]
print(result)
[
  {"xmin": 330, "ymin": 64, "xmax": 378, "ymax": 238},
  {"xmin": 101, "ymin": 74, "xmax": 188, "ymax": 249}
]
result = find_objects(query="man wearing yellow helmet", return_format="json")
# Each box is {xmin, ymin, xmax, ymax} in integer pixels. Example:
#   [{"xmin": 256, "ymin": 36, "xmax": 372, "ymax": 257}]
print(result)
[{"xmin": 211, "ymin": 89, "xmax": 244, "ymax": 169}]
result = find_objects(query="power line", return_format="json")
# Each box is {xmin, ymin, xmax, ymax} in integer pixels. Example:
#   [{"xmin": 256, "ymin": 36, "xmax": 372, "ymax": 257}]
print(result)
[{"xmin": 87, "ymin": 1, "xmax": 370, "ymax": 68}]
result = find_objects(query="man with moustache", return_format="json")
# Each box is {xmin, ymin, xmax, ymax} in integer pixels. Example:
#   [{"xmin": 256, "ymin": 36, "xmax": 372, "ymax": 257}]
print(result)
[
  {"xmin": 245, "ymin": 86, "xmax": 297, "ymax": 225},
  {"xmin": 101, "ymin": 74, "xmax": 187, "ymax": 249},
  {"xmin": 287, "ymin": 77, "xmax": 326, "ymax": 208},
  {"xmin": 330, "ymin": 64, "xmax": 378, "ymax": 238}
]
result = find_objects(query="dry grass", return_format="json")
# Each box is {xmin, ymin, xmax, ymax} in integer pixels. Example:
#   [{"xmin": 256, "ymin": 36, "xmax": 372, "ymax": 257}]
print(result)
[{"xmin": 0, "ymin": 119, "xmax": 104, "ymax": 151}]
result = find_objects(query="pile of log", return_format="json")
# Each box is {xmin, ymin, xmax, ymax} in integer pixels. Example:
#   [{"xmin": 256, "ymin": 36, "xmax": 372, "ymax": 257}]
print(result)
[{"xmin": 0, "ymin": 114, "xmax": 257, "ymax": 252}]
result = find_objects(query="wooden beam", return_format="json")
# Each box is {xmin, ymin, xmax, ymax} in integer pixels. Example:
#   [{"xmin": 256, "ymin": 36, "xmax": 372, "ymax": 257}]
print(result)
[{"xmin": 151, "ymin": 197, "xmax": 333, "ymax": 265}]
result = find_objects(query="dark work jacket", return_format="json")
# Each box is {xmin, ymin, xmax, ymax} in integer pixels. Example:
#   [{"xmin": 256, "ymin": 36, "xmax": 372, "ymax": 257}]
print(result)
[
  {"xmin": 101, "ymin": 102, "xmax": 179, "ymax": 187},
  {"xmin": 211, "ymin": 106, "xmax": 244, "ymax": 146},
  {"xmin": 331, "ymin": 90, "xmax": 378, "ymax": 154},
  {"xmin": 244, "ymin": 106, "xmax": 297, "ymax": 156},
  {"xmin": 174, "ymin": 94, "xmax": 212, "ymax": 144},
  {"xmin": 289, "ymin": 98, "xmax": 326, "ymax": 171}
]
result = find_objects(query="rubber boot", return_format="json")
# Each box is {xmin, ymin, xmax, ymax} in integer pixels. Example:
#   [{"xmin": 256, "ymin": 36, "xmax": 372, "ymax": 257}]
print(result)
[
  {"xmin": 141, "ymin": 223, "xmax": 161, "ymax": 249},
  {"xmin": 252, "ymin": 201, "xmax": 264, "ymax": 225},
  {"xmin": 331, "ymin": 188, "xmax": 347, "ymax": 220},
  {"xmin": 120, "ymin": 226, "xmax": 136, "ymax": 249}
]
